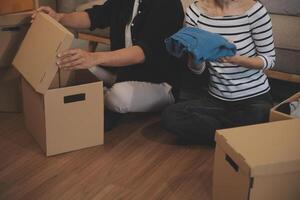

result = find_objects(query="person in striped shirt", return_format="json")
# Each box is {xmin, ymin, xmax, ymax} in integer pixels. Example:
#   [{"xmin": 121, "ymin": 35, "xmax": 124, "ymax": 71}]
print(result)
[{"xmin": 162, "ymin": 0, "xmax": 276, "ymax": 144}]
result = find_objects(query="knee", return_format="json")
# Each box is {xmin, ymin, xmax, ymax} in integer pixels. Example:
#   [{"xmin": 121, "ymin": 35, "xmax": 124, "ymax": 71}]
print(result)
[
  {"xmin": 161, "ymin": 104, "xmax": 218, "ymax": 143},
  {"xmin": 105, "ymin": 82, "xmax": 133, "ymax": 113},
  {"xmin": 105, "ymin": 81, "xmax": 175, "ymax": 113},
  {"xmin": 244, "ymin": 102, "xmax": 273, "ymax": 124}
]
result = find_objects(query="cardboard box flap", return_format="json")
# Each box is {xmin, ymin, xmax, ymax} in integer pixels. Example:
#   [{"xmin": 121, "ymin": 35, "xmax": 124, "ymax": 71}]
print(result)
[
  {"xmin": 0, "ymin": 0, "xmax": 35, "ymax": 16},
  {"xmin": 270, "ymin": 92, "xmax": 300, "ymax": 122},
  {"xmin": 13, "ymin": 12, "xmax": 74, "ymax": 94},
  {"xmin": 0, "ymin": 12, "xmax": 32, "ymax": 27},
  {"xmin": 215, "ymin": 132, "xmax": 251, "ymax": 176},
  {"xmin": 216, "ymin": 119, "xmax": 300, "ymax": 177},
  {"xmin": 271, "ymin": 92, "xmax": 300, "ymax": 113}
]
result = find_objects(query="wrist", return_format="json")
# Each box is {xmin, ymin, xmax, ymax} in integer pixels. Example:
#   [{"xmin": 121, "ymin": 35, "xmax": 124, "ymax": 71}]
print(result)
[
  {"xmin": 93, "ymin": 52, "xmax": 107, "ymax": 66},
  {"xmin": 230, "ymin": 55, "xmax": 243, "ymax": 65}
]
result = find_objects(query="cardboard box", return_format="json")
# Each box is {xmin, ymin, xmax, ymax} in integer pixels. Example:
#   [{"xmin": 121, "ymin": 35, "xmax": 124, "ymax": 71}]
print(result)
[
  {"xmin": 13, "ymin": 13, "xmax": 104, "ymax": 156},
  {"xmin": 0, "ymin": 11, "xmax": 32, "ymax": 26},
  {"xmin": 0, "ymin": 12, "xmax": 32, "ymax": 68},
  {"xmin": 270, "ymin": 92, "xmax": 300, "ymax": 122},
  {"xmin": 0, "ymin": 0, "xmax": 35, "ymax": 15},
  {"xmin": 0, "ymin": 0, "xmax": 56, "ymax": 15},
  {"xmin": 0, "ymin": 68, "xmax": 22, "ymax": 112},
  {"xmin": 213, "ymin": 119, "xmax": 300, "ymax": 200}
]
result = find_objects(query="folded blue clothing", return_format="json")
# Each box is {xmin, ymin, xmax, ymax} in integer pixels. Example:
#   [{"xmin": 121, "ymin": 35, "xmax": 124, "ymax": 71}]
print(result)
[{"xmin": 165, "ymin": 27, "xmax": 237, "ymax": 64}]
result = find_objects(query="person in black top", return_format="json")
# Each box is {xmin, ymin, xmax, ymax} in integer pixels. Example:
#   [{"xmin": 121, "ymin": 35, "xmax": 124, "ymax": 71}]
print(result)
[{"xmin": 32, "ymin": 0, "xmax": 184, "ymax": 130}]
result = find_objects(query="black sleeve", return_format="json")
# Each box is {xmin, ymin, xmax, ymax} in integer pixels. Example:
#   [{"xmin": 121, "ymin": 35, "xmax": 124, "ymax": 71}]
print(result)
[
  {"xmin": 85, "ymin": 0, "xmax": 113, "ymax": 30},
  {"xmin": 135, "ymin": 0, "xmax": 184, "ymax": 64}
]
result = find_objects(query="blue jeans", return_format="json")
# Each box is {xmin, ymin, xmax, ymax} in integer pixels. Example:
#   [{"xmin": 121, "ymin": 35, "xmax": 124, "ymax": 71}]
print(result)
[{"xmin": 161, "ymin": 93, "xmax": 273, "ymax": 144}]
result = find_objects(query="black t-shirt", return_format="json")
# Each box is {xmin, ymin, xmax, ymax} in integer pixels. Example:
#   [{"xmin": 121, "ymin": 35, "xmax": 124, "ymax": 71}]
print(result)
[{"xmin": 85, "ymin": 0, "xmax": 185, "ymax": 97}]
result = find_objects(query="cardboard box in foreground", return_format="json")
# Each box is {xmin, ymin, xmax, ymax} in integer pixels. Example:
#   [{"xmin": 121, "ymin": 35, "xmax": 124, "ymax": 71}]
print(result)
[
  {"xmin": 213, "ymin": 119, "xmax": 300, "ymax": 200},
  {"xmin": 13, "ymin": 13, "xmax": 104, "ymax": 156},
  {"xmin": 270, "ymin": 92, "xmax": 300, "ymax": 122}
]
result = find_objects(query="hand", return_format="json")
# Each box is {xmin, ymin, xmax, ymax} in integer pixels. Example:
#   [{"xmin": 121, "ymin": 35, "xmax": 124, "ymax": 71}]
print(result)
[
  {"xmin": 218, "ymin": 55, "xmax": 240, "ymax": 64},
  {"xmin": 31, "ymin": 6, "xmax": 63, "ymax": 23},
  {"xmin": 57, "ymin": 49, "xmax": 97, "ymax": 70}
]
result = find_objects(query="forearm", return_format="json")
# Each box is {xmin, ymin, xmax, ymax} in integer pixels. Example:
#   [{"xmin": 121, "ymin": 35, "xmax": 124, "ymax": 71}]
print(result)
[
  {"xmin": 58, "ymin": 12, "xmax": 91, "ymax": 29},
  {"xmin": 229, "ymin": 56, "xmax": 265, "ymax": 70},
  {"xmin": 94, "ymin": 46, "xmax": 145, "ymax": 67}
]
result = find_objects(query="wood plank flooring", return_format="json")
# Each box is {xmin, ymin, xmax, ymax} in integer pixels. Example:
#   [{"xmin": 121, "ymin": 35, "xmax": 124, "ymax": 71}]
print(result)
[{"xmin": 0, "ymin": 113, "xmax": 214, "ymax": 200}]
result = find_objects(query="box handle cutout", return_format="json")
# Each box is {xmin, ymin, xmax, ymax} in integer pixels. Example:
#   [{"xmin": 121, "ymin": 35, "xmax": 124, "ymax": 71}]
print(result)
[
  {"xmin": 225, "ymin": 154, "xmax": 239, "ymax": 172},
  {"xmin": 2, "ymin": 27, "xmax": 21, "ymax": 32},
  {"xmin": 64, "ymin": 93, "xmax": 86, "ymax": 104}
]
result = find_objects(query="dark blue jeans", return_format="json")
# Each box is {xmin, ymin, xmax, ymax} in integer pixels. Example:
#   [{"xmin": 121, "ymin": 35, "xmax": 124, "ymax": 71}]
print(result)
[{"xmin": 161, "ymin": 93, "xmax": 273, "ymax": 144}]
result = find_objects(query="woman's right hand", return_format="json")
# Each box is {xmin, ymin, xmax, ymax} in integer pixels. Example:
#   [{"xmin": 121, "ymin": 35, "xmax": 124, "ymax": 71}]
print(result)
[{"xmin": 31, "ymin": 6, "xmax": 62, "ymax": 22}]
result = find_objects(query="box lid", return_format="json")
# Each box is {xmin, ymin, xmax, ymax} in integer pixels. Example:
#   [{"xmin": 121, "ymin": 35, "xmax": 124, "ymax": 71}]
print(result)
[
  {"xmin": 0, "ymin": 12, "xmax": 32, "ymax": 27},
  {"xmin": 270, "ymin": 92, "xmax": 300, "ymax": 122},
  {"xmin": 271, "ymin": 92, "xmax": 300, "ymax": 112},
  {"xmin": 13, "ymin": 12, "xmax": 74, "ymax": 94},
  {"xmin": 215, "ymin": 119, "xmax": 300, "ymax": 177},
  {"xmin": 0, "ymin": 0, "xmax": 35, "ymax": 16}
]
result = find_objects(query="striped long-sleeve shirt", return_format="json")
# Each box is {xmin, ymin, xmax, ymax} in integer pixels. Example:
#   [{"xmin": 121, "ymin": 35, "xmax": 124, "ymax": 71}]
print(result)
[{"xmin": 185, "ymin": 1, "xmax": 276, "ymax": 101}]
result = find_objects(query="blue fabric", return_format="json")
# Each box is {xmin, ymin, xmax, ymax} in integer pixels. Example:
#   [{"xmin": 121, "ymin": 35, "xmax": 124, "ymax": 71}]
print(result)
[{"xmin": 165, "ymin": 27, "xmax": 237, "ymax": 64}]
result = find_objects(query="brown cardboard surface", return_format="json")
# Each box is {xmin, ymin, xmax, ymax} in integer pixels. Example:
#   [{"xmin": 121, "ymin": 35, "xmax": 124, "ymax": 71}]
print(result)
[
  {"xmin": 212, "ymin": 145, "xmax": 250, "ymax": 200},
  {"xmin": 15, "ymin": 11, "xmax": 103, "ymax": 156},
  {"xmin": 270, "ymin": 92, "xmax": 300, "ymax": 122},
  {"xmin": 59, "ymin": 70, "xmax": 76, "ymax": 88},
  {"xmin": 0, "ymin": 0, "xmax": 56, "ymax": 17},
  {"xmin": 57, "ymin": 39, "xmax": 90, "ymax": 88},
  {"xmin": 13, "ymin": 12, "xmax": 74, "ymax": 94},
  {"xmin": 44, "ymin": 81, "xmax": 103, "ymax": 156},
  {"xmin": 22, "ymin": 78, "xmax": 46, "ymax": 151},
  {"xmin": 0, "ymin": 67, "xmax": 19, "ymax": 80},
  {"xmin": 0, "ymin": 12, "xmax": 32, "ymax": 27},
  {"xmin": 0, "ymin": 12, "xmax": 31, "ymax": 69},
  {"xmin": 0, "ymin": 21, "xmax": 29, "ymax": 68},
  {"xmin": 0, "ymin": 0, "xmax": 35, "ymax": 15},
  {"xmin": 216, "ymin": 119, "xmax": 300, "ymax": 176},
  {"xmin": 22, "ymin": 70, "xmax": 104, "ymax": 156},
  {"xmin": 215, "ymin": 132, "xmax": 251, "ymax": 176},
  {"xmin": 250, "ymin": 171, "xmax": 300, "ymax": 200},
  {"xmin": 213, "ymin": 119, "xmax": 300, "ymax": 200},
  {"xmin": 0, "ymin": 68, "xmax": 22, "ymax": 112}
]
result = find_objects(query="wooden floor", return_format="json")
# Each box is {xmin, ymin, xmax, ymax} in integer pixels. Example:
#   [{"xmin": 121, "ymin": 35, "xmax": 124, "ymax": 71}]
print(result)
[{"xmin": 0, "ymin": 113, "xmax": 214, "ymax": 200}]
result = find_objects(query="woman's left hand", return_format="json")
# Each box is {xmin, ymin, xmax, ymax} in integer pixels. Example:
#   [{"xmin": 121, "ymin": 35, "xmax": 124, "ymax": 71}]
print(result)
[
  {"xmin": 217, "ymin": 55, "xmax": 265, "ymax": 69},
  {"xmin": 218, "ymin": 55, "xmax": 240, "ymax": 64},
  {"xmin": 57, "ymin": 49, "xmax": 97, "ymax": 70}
]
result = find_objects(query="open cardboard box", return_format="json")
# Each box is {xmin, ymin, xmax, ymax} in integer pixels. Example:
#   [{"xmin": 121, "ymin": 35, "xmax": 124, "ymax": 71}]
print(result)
[
  {"xmin": 269, "ymin": 92, "xmax": 300, "ymax": 122},
  {"xmin": 0, "ymin": 12, "xmax": 35, "ymax": 112},
  {"xmin": 0, "ymin": 12, "xmax": 32, "ymax": 69},
  {"xmin": 213, "ymin": 119, "xmax": 300, "ymax": 200},
  {"xmin": 0, "ymin": 68, "xmax": 22, "ymax": 112},
  {"xmin": 13, "ymin": 13, "xmax": 104, "ymax": 156},
  {"xmin": 0, "ymin": 0, "xmax": 56, "ymax": 15},
  {"xmin": 0, "ymin": 0, "xmax": 35, "ymax": 15}
]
